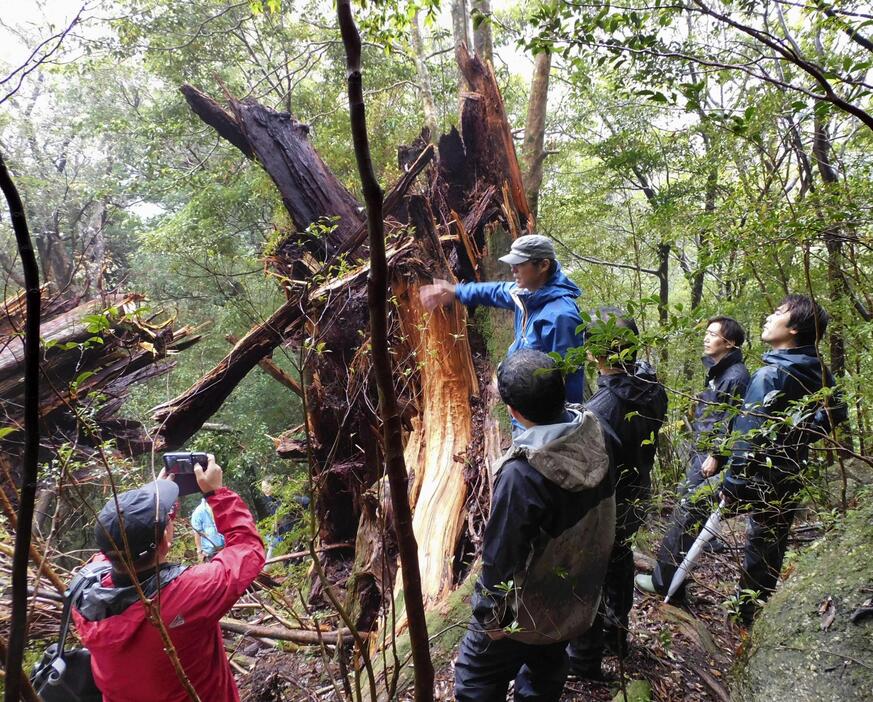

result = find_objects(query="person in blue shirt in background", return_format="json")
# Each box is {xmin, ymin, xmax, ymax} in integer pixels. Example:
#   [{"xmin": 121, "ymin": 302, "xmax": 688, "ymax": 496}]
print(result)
[
  {"xmin": 420, "ymin": 234, "xmax": 587, "ymax": 404},
  {"xmin": 191, "ymin": 496, "xmax": 226, "ymax": 561}
]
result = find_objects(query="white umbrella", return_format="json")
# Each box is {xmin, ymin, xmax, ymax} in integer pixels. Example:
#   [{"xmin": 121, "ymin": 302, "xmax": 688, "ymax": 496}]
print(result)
[{"xmin": 664, "ymin": 498, "xmax": 726, "ymax": 604}]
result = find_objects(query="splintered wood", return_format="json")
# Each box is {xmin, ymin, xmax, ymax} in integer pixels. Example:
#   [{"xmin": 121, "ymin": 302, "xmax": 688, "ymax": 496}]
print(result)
[{"xmin": 394, "ymin": 278, "xmax": 478, "ymax": 604}]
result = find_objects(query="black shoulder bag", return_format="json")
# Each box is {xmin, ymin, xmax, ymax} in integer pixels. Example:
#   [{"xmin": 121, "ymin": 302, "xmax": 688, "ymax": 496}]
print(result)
[{"xmin": 30, "ymin": 564, "xmax": 108, "ymax": 701}]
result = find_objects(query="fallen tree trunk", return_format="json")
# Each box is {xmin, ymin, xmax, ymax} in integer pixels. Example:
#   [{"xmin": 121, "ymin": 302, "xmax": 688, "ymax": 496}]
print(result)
[
  {"xmin": 152, "ymin": 296, "xmax": 303, "ymax": 450},
  {"xmin": 0, "ymin": 292, "xmax": 200, "ymax": 465}
]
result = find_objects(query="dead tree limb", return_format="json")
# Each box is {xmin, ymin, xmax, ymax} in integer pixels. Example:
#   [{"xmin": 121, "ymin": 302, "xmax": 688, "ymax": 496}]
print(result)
[
  {"xmin": 225, "ymin": 333, "xmax": 303, "ymax": 396},
  {"xmin": 337, "ymin": 2, "xmax": 434, "ymax": 699},
  {"xmin": 0, "ymin": 152, "xmax": 41, "ymax": 702},
  {"xmin": 456, "ymin": 44, "xmax": 533, "ymax": 232},
  {"xmin": 152, "ymin": 297, "xmax": 303, "ymax": 449},
  {"xmin": 219, "ymin": 618, "xmax": 357, "ymax": 645}
]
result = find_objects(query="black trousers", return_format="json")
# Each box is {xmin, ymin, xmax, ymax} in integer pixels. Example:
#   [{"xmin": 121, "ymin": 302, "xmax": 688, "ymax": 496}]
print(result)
[
  {"xmin": 652, "ymin": 478, "xmax": 797, "ymax": 622},
  {"xmin": 454, "ymin": 622, "xmax": 568, "ymax": 701},
  {"xmin": 567, "ymin": 483, "xmax": 648, "ymax": 670}
]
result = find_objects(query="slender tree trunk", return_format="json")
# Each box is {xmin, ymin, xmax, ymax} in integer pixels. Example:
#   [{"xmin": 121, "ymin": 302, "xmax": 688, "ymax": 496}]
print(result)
[
  {"xmin": 471, "ymin": 0, "xmax": 493, "ymax": 64},
  {"xmin": 521, "ymin": 50, "xmax": 551, "ymax": 220},
  {"xmin": 410, "ymin": 10, "xmax": 439, "ymax": 139},
  {"xmin": 812, "ymin": 114, "xmax": 846, "ymax": 377},
  {"xmin": 657, "ymin": 242, "xmax": 670, "ymax": 326},
  {"xmin": 451, "ymin": 0, "xmax": 471, "ymax": 92},
  {"xmin": 691, "ymin": 167, "xmax": 717, "ymax": 311},
  {"xmin": 336, "ymin": 3, "xmax": 435, "ymax": 700},
  {"xmin": 0, "ymin": 153, "xmax": 42, "ymax": 702}
]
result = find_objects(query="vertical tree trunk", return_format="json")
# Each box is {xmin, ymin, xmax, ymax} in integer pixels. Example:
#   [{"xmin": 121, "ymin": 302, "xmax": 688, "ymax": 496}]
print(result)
[
  {"xmin": 336, "ymin": 3, "xmax": 435, "ymax": 700},
  {"xmin": 410, "ymin": 10, "xmax": 439, "ymax": 139},
  {"xmin": 0, "ymin": 154, "xmax": 42, "ymax": 702},
  {"xmin": 471, "ymin": 0, "xmax": 493, "ymax": 64},
  {"xmin": 521, "ymin": 50, "xmax": 551, "ymax": 220},
  {"xmin": 811, "ymin": 115, "xmax": 846, "ymax": 377},
  {"xmin": 691, "ymin": 167, "xmax": 717, "ymax": 311},
  {"xmin": 451, "ymin": 0, "xmax": 471, "ymax": 92},
  {"xmin": 657, "ymin": 242, "xmax": 670, "ymax": 326}
]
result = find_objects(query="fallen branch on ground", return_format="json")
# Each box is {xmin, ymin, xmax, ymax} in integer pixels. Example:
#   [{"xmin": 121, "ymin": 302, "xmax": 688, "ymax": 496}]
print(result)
[{"xmin": 220, "ymin": 617, "xmax": 358, "ymax": 645}]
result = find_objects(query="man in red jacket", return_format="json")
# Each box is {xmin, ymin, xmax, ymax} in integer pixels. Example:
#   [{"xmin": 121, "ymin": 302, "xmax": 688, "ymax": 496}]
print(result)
[{"xmin": 72, "ymin": 455, "xmax": 265, "ymax": 701}]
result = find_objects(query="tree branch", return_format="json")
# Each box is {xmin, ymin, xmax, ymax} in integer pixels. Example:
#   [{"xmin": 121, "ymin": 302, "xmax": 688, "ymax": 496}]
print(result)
[
  {"xmin": 336, "ymin": 2, "xmax": 435, "ymax": 700},
  {"xmin": 0, "ymin": 153, "xmax": 41, "ymax": 702}
]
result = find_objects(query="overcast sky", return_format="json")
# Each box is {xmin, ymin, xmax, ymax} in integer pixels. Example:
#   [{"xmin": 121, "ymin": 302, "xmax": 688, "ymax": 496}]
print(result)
[{"xmin": 0, "ymin": 0, "xmax": 88, "ymax": 65}]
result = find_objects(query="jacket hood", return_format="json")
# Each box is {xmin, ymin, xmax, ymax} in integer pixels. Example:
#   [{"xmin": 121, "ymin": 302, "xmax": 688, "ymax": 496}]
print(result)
[
  {"xmin": 76, "ymin": 563, "xmax": 187, "ymax": 623},
  {"xmin": 703, "ymin": 347, "xmax": 745, "ymax": 378},
  {"xmin": 762, "ymin": 346, "xmax": 828, "ymax": 389},
  {"xmin": 515, "ymin": 262, "xmax": 581, "ymax": 308},
  {"xmin": 499, "ymin": 407, "xmax": 609, "ymax": 491},
  {"xmin": 596, "ymin": 362, "xmax": 667, "ymax": 415}
]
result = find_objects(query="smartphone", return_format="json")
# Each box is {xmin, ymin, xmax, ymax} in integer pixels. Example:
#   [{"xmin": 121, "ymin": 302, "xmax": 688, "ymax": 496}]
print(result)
[{"xmin": 162, "ymin": 452, "xmax": 208, "ymax": 496}]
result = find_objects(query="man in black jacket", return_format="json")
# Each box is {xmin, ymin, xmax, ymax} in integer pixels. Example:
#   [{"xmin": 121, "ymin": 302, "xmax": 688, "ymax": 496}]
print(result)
[
  {"xmin": 637, "ymin": 295, "xmax": 847, "ymax": 624},
  {"xmin": 681, "ymin": 317, "xmax": 750, "ymax": 493},
  {"xmin": 454, "ymin": 349, "xmax": 615, "ymax": 702},
  {"xmin": 568, "ymin": 308, "xmax": 668, "ymax": 678}
]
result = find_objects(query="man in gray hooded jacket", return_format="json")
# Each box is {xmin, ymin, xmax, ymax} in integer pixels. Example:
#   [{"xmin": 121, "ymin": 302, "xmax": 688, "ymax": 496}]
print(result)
[{"xmin": 454, "ymin": 349, "xmax": 616, "ymax": 701}]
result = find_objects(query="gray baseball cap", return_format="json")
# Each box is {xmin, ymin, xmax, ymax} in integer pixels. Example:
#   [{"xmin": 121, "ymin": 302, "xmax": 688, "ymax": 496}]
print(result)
[
  {"xmin": 95, "ymin": 479, "xmax": 179, "ymax": 561},
  {"xmin": 498, "ymin": 234, "xmax": 557, "ymax": 265}
]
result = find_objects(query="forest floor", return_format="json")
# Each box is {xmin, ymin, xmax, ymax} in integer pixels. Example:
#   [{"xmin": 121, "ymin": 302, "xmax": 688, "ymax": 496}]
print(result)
[{"xmin": 238, "ymin": 515, "xmax": 823, "ymax": 701}]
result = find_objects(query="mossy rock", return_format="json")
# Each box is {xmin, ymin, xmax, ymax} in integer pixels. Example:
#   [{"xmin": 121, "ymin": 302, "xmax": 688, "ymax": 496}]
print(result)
[{"xmin": 733, "ymin": 494, "xmax": 873, "ymax": 702}]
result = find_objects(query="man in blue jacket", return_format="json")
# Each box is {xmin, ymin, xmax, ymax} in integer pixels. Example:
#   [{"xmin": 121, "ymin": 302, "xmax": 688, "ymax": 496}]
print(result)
[
  {"xmin": 637, "ymin": 295, "xmax": 847, "ymax": 624},
  {"xmin": 420, "ymin": 234, "xmax": 587, "ymax": 403}
]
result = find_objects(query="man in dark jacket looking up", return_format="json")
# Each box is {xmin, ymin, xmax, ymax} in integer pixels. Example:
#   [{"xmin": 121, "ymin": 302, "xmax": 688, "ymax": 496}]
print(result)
[
  {"xmin": 637, "ymin": 295, "xmax": 847, "ymax": 624},
  {"xmin": 567, "ymin": 307, "xmax": 668, "ymax": 678},
  {"xmin": 681, "ymin": 316, "xmax": 750, "ymax": 493},
  {"xmin": 71, "ymin": 455, "xmax": 265, "ymax": 701},
  {"xmin": 454, "ymin": 349, "xmax": 615, "ymax": 701},
  {"xmin": 420, "ymin": 234, "xmax": 587, "ymax": 403}
]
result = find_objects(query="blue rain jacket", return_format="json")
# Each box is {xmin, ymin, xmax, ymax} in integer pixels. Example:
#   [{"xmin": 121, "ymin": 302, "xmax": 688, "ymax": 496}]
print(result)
[
  {"xmin": 455, "ymin": 263, "xmax": 587, "ymax": 402},
  {"xmin": 723, "ymin": 345, "xmax": 847, "ymax": 499}
]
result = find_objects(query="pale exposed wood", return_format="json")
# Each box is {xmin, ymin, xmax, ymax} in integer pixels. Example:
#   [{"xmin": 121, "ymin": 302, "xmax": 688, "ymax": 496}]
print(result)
[
  {"xmin": 451, "ymin": 210, "xmax": 481, "ymax": 280},
  {"xmin": 395, "ymin": 279, "xmax": 477, "ymax": 603}
]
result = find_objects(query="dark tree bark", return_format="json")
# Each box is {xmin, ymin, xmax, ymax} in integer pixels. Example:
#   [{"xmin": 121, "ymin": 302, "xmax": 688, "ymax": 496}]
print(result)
[
  {"xmin": 336, "ymin": 2, "xmax": 435, "ymax": 698},
  {"xmin": 181, "ymin": 85, "xmax": 364, "ymax": 269},
  {"xmin": 456, "ymin": 45, "xmax": 534, "ymax": 232},
  {"xmin": 0, "ymin": 153, "xmax": 41, "ymax": 702}
]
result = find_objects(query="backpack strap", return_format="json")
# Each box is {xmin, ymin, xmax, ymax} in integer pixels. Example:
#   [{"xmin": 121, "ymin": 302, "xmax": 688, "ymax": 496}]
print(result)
[{"xmin": 52, "ymin": 563, "xmax": 111, "ymax": 667}]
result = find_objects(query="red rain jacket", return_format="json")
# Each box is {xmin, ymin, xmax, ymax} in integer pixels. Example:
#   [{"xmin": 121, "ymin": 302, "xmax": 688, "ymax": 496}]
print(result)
[{"xmin": 72, "ymin": 488, "xmax": 265, "ymax": 702}]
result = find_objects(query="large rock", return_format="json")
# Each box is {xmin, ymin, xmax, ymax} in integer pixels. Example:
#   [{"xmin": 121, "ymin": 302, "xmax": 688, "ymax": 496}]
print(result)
[{"xmin": 733, "ymin": 493, "xmax": 873, "ymax": 701}]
